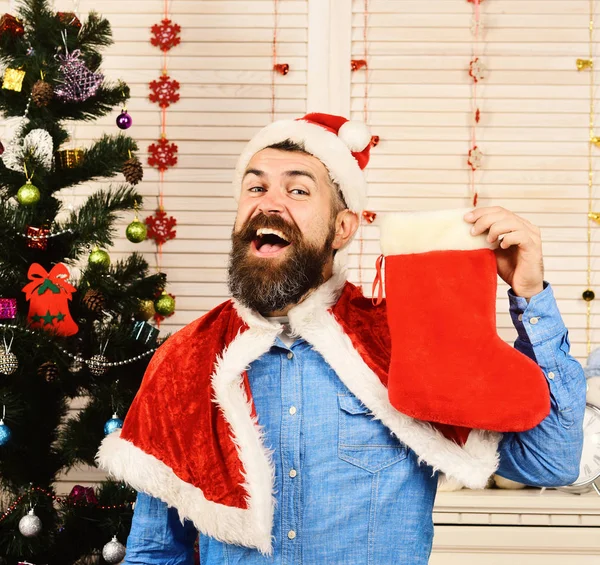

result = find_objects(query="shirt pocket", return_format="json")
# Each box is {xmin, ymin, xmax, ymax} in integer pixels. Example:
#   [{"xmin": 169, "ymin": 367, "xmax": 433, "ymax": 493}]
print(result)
[{"xmin": 337, "ymin": 393, "xmax": 408, "ymax": 473}]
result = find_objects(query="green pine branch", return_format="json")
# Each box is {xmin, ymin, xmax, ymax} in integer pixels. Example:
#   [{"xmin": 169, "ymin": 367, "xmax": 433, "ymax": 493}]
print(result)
[
  {"xmin": 58, "ymin": 184, "xmax": 140, "ymax": 257},
  {"xmin": 48, "ymin": 134, "xmax": 137, "ymax": 192}
]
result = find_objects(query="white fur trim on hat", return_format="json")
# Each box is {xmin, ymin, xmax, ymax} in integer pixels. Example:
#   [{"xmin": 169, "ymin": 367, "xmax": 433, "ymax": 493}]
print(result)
[
  {"xmin": 338, "ymin": 120, "xmax": 371, "ymax": 152},
  {"xmin": 379, "ymin": 208, "xmax": 500, "ymax": 256},
  {"xmin": 232, "ymin": 119, "xmax": 368, "ymax": 212}
]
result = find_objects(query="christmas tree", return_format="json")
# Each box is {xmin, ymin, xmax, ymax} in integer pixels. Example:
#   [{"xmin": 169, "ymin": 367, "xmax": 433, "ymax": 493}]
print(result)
[{"xmin": 0, "ymin": 1, "xmax": 171, "ymax": 562}]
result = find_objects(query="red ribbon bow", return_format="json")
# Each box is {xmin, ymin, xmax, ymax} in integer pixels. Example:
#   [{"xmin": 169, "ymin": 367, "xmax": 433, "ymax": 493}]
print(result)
[{"xmin": 22, "ymin": 263, "xmax": 77, "ymax": 300}]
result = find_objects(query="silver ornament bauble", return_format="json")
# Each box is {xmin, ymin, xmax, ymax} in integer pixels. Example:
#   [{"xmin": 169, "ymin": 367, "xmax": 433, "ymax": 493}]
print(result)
[
  {"xmin": 102, "ymin": 535, "xmax": 126, "ymax": 563},
  {"xmin": 19, "ymin": 508, "xmax": 42, "ymax": 537},
  {"xmin": 0, "ymin": 351, "xmax": 18, "ymax": 375},
  {"xmin": 88, "ymin": 354, "xmax": 109, "ymax": 376}
]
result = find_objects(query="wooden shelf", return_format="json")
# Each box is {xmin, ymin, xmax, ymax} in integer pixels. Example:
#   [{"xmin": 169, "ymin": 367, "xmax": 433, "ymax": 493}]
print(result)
[{"xmin": 434, "ymin": 488, "xmax": 600, "ymax": 527}]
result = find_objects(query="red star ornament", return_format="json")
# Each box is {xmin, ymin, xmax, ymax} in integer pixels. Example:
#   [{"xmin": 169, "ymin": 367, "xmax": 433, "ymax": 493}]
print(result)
[
  {"xmin": 150, "ymin": 18, "xmax": 181, "ymax": 52},
  {"xmin": 145, "ymin": 208, "xmax": 177, "ymax": 246},
  {"xmin": 149, "ymin": 74, "xmax": 180, "ymax": 108},
  {"xmin": 147, "ymin": 137, "xmax": 178, "ymax": 172}
]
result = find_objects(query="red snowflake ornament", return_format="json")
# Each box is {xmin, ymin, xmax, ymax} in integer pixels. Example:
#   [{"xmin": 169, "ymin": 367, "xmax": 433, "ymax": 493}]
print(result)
[
  {"xmin": 148, "ymin": 137, "xmax": 178, "ymax": 172},
  {"xmin": 145, "ymin": 208, "xmax": 177, "ymax": 246},
  {"xmin": 149, "ymin": 74, "xmax": 180, "ymax": 108},
  {"xmin": 150, "ymin": 18, "xmax": 181, "ymax": 52}
]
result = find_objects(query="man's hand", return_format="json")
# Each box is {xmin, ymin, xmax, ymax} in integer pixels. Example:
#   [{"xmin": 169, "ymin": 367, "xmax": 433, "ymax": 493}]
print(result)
[{"xmin": 463, "ymin": 206, "xmax": 544, "ymax": 299}]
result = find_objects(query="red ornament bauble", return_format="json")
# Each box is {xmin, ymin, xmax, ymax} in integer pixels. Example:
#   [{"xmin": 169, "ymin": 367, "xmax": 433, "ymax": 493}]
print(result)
[
  {"xmin": 149, "ymin": 75, "xmax": 180, "ymax": 108},
  {"xmin": 351, "ymin": 59, "xmax": 368, "ymax": 72},
  {"xmin": 273, "ymin": 63, "xmax": 290, "ymax": 76},
  {"xmin": 145, "ymin": 208, "xmax": 177, "ymax": 246},
  {"xmin": 147, "ymin": 137, "xmax": 178, "ymax": 172},
  {"xmin": 150, "ymin": 18, "xmax": 181, "ymax": 52},
  {"xmin": 0, "ymin": 14, "xmax": 25, "ymax": 37},
  {"xmin": 362, "ymin": 210, "xmax": 377, "ymax": 224}
]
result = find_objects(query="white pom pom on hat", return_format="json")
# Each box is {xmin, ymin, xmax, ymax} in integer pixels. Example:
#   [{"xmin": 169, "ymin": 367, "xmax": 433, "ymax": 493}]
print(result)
[{"xmin": 338, "ymin": 120, "xmax": 372, "ymax": 152}]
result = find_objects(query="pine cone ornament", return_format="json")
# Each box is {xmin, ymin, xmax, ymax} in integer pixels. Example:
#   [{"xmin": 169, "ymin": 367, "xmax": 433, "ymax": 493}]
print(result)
[
  {"xmin": 122, "ymin": 157, "xmax": 144, "ymax": 185},
  {"xmin": 82, "ymin": 289, "xmax": 106, "ymax": 314},
  {"xmin": 31, "ymin": 80, "xmax": 54, "ymax": 107},
  {"xmin": 38, "ymin": 361, "xmax": 59, "ymax": 383}
]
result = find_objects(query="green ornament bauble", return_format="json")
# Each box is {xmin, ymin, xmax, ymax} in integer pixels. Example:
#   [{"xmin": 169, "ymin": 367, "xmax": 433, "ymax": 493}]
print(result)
[
  {"xmin": 126, "ymin": 219, "xmax": 148, "ymax": 243},
  {"xmin": 88, "ymin": 246, "xmax": 111, "ymax": 268},
  {"xmin": 17, "ymin": 180, "xmax": 40, "ymax": 206},
  {"xmin": 154, "ymin": 292, "xmax": 175, "ymax": 317}
]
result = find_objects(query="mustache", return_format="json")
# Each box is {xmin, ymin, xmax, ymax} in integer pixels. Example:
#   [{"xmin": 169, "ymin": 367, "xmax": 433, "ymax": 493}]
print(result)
[{"xmin": 234, "ymin": 213, "xmax": 301, "ymax": 244}]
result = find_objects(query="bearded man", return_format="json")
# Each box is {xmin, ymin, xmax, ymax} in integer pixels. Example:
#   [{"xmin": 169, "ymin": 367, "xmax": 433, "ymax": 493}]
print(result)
[{"xmin": 98, "ymin": 113, "xmax": 586, "ymax": 565}]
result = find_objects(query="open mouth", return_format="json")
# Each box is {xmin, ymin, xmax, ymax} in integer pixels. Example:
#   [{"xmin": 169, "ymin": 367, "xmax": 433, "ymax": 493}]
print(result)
[{"xmin": 251, "ymin": 228, "xmax": 292, "ymax": 257}]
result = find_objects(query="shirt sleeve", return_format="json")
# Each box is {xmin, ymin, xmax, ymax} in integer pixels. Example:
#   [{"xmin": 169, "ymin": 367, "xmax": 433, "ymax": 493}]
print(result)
[
  {"xmin": 124, "ymin": 491, "xmax": 198, "ymax": 565},
  {"xmin": 495, "ymin": 281, "xmax": 587, "ymax": 487}
]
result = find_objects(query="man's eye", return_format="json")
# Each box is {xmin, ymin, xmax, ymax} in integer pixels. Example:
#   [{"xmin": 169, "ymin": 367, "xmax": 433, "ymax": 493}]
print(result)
[
  {"xmin": 291, "ymin": 188, "xmax": 309, "ymax": 196},
  {"xmin": 249, "ymin": 187, "xmax": 265, "ymax": 192}
]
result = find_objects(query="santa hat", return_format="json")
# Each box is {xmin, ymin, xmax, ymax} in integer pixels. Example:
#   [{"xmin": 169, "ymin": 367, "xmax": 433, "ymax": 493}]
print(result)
[{"xmin": 232, "ymin": 113, "xmax": 372, "ymax": 213}]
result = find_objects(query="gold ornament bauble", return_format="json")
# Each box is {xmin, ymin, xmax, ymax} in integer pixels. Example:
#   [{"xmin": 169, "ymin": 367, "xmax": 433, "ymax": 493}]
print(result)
[
  {"xmin": 126, "ymin": 219, "xmax": 148, "ymax": 243},
  {"xmin": 154, "ymin": 292, "xmax": 175, "ymax": 316},
  {"xmin": 137, "ymin": 299, "xmax": 155, "ymax": 321},
  {"xmin": 88, "ymin": 246, "xmax": 111, "ymax": 268},
  {"xmin": 577, "ymin": 58, "xmax": 594, "ymax": 71},
  {"xmin": 17, "ymin": 180, "xmax": 40, "ymax": 206}
]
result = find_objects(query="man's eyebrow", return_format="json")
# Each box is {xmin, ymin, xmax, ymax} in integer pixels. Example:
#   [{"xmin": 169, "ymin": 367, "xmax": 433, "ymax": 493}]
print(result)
[
  {"xmin": 283, "ymin": 170, "xmax": 317, "ymax": 185},
  {"xmin": 242, "ymin": 168, "xmax": 264, "ymax": 179}
]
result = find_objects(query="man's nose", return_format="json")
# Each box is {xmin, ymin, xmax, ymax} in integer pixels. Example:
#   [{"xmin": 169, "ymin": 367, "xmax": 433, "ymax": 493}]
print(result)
[{"xmin": 256, "ymin": 187, "xmax": 285, "ymax": 215}]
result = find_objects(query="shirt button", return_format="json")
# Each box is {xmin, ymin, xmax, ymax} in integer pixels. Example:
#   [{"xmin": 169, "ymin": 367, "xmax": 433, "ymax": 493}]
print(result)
[
  {"xmin": 529, "ymin": 317, "xmax": 539, "ymax": 325},
  {"xmin": 288, "ymin": 530, "xmax": 296, "ymax": 540},
  {"xmin": 517, "ymin": 314, "xmax": 523, "ymax": 322},
  {"xmin": 289, "ymin": 468, "xmax": 297, "ymax": 478},
  {"xmin": 548, "ymin": 371, "xmax": 555, "ymax": 380},
  {"xmin": 287, "ymin": 352, "xmax": 294, "ymax": 360},
  {"xmin": 289, "ymin": 406, "xmax": 297, "ymax": 415}
]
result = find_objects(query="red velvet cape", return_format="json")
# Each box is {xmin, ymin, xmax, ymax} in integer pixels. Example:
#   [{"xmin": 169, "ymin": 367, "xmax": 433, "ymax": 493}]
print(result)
[{"xmin": 120, "ymin": 282, "xmax": 473, "ymax": 510}]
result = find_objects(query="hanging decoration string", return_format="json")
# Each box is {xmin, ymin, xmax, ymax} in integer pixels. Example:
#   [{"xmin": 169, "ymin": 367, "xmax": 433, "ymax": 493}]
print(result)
[
  {"xmin": 467, "ymin": 0, "xmax": 485, "ymax": 207},
  {"xmin": 147, "ymin": 0, "xmax": 180, "ymax": 325},
  {"xmin": 271, "ymin": 0, "xmax": 289, "ymax": 120},
  {"xmin": 349, "ymin": 0, "xmax": 372, "ymax": 291},
  {"xmin": 0, "ymin": 324, "xmax": 157, "ymax": 368},
  {"xmin": 582, "ymin": 0, "xmax": 597, "ymax": 355},
  {"xmin": 0, "ymin": 484, "xmax": 134, "ymax": 524}
]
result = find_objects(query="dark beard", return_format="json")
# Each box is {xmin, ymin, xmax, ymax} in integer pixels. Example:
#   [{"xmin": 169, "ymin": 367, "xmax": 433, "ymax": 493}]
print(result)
[{"xmin": 227, "ymin": 213, "xmax": 335, "ymax": 315}]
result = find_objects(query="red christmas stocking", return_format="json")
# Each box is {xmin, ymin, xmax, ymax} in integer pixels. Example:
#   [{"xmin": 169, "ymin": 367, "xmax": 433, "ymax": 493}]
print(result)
[{"xmin": 376, "ymin": 208, "xmax": 550, "ymax": 433}]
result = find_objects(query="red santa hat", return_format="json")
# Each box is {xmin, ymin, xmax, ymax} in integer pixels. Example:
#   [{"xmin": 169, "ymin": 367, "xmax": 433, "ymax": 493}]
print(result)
[{"xmin": 232, "ymin": 113, "xmax": 372, "ymax": 212}]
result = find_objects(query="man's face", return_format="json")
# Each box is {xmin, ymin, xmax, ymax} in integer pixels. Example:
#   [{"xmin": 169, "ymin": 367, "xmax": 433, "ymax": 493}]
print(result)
[{"xmin": 228, "ymin": 148, "xmax": 341, "ymax": 315}]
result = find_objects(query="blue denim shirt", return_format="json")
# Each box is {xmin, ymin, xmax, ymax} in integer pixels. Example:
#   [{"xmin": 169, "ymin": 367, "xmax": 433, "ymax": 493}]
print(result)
[{"xmin": 123, "ymin": 283, "xmax": 586, "ymax": 565}]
